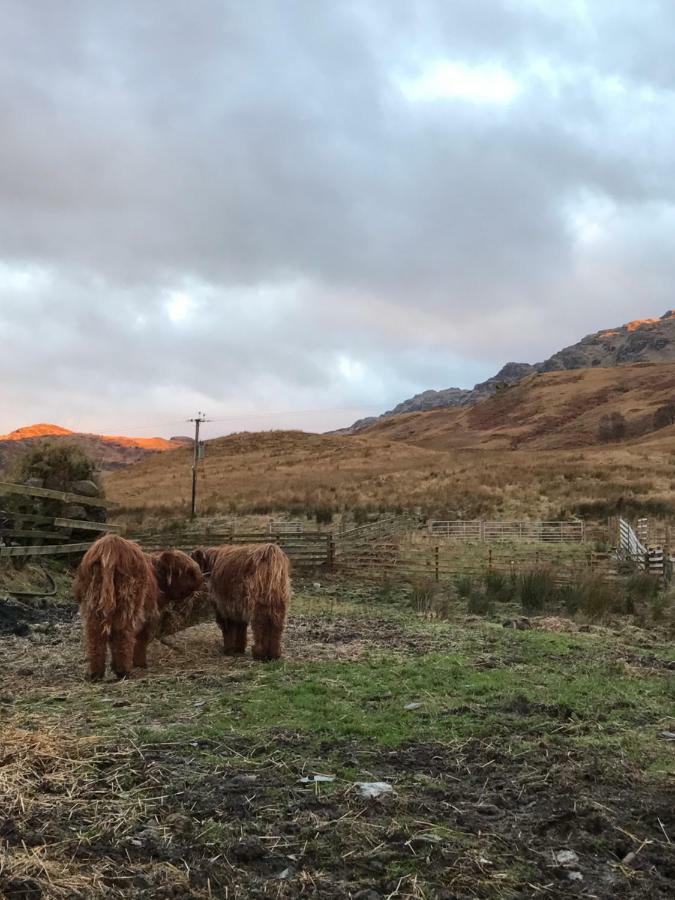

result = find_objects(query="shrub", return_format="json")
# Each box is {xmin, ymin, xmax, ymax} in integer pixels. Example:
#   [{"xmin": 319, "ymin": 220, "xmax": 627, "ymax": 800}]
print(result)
[
  {"xmin": 650, "ymin": 589, "xmax": 674, "ymax": 624},
  {"xmin": 377, "ymin": 574, "xmax": 397, "ymax": 603},
  {"xmin": 557, "ymin": 582, "xmax": 584, "ymax": 616},
  {"xmin": 517, "ymin": 570, "xmax": 557, "ymax": 613},
  {"xmin": 483, "ymin": 569, "xmax": 517, "ymax": 603},
  {"xmin": 9, "ymin": 440, "xmax": 98, "ymax": 492},
  {"xmin": 625, "ymin": 572, "xmax": 660, "ymax": 603},
  {"xmin": 431, "ymin": 592, "xmax": 453, "ymax": 619},
  {"xmin": 597, "ymin": 411, "xmax": 626, "ymax": 442},
  {"xmin": 455, "ymin": 575, "xmax": 475, "ymax": 600},
  {"xmin": 410, "ymin": 577, "xmax": 437, "ymax": 614},
  {"xmin": 653, "ymin": 400, "xmax": 675, "ymax": 431},
  {"xmin": 575, "ymin": 573, "xmax": 623, "ymax": 622},
  {"xmin": 314, "ymin": 506, "xmax": 334, "ymax": 525},
  {"xmin": 352, "ymin": 507, "xmax": 369, "ymax": 526},
  {"xmin": 573, "ymin": 497, "xmax": 675, "ymax": 520},
  {"xmin": 467, "ymin": 591, "xmax": 493, "ymax": 616}
]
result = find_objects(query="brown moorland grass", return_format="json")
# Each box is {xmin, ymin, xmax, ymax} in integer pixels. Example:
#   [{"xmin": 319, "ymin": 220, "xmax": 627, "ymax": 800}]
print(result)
[{"xmin": 105, "ymin": 364, "xmax": 675, "ymax": 525}]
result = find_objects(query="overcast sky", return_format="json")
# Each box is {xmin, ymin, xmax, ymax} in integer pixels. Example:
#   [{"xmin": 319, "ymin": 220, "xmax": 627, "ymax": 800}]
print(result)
[{"xmin": 1, "ymin": 1, "xmax": 674, "ymax": 438}]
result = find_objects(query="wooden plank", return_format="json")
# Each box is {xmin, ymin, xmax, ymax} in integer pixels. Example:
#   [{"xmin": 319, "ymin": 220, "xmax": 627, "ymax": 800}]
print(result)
[
  {"xmin": 1, "ymin": 511, "xmax": 120, "ymax": 532},
  {"xmin": 0, "ymin": 511, "xmax": 61, "ymax": 526},
  {"xmin": 0, "ymin": 528, "xmax": 71, "ymax": 541},
  {"xmin": 53, "ymin": 517, "xmax": 122, "ymax": 533},
  {"xmin": 0, "ymin": 542, "xmax": 92, "ymax": 558},
  {"xmin": 0, "ymin": 481, "xmax": 116, "ymax": 509}
]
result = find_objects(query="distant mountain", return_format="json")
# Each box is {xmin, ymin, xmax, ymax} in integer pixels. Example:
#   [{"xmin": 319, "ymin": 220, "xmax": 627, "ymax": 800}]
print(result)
[
  {"xmin": 0, "ymin": 423, "xmax": 189, "ymax": 472},
  {"xmin": 346, "ymin": 310, "xmax": 675, "ymax": 430}
]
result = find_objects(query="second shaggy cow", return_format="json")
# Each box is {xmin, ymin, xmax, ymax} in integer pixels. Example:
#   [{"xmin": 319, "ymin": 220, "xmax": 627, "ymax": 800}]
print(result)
[{"xmin": 192, "ymin": 543, "xmax": 291, "ymax": 661}]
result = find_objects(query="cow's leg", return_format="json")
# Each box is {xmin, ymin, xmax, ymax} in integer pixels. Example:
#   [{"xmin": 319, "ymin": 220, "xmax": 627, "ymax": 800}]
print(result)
[
  {"xmin": 85, "ymin": 616, "xmax": 107, "ymax": 681},
  {"xmin": 110, "ymin": 627, "xmax": 135, "ymax": 679},
  {"xmin": 232, "ymin": 622, "xmax": 248, "ymax": 654},
  {"xmin": 251, "ymin": 615, "xmax": 283, "ymax": 662},
  {"xmin": 133, "ymin": 623, "xmax": 153, "ymax": 669},
  {"xmin": 215, "ymin": 610, "xmax": 237, "ymax": 655}
]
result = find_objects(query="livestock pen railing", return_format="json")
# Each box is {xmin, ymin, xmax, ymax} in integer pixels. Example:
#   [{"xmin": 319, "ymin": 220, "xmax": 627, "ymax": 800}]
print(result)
[
  {"xmin": 268, "ymin": 520, "xmax": 304, "ymax": 534},
  {"xmin": 0, "ymin": 481, "xmax": 118, "ymax": 559},
  {"xmin": 617, "ymin": 517, "xmax": 671, "ymax": 578},
  {"xmin": 133, "ymin": 528, "xmax": 335, "ymax": 570},
  {"xmin": 335, "ymin": 514, "xmax": 418, "ymax": 552},
  {"xmin": 427, "ymin": 519, "xmax": 585, "ymax": 543},
  {"xmin": 337, "ymin": 540, "xmax": 663, "ymax": 584},
  {"xmin": 338, "ymin": 540, "xmax": 593, "ymax": 580}
]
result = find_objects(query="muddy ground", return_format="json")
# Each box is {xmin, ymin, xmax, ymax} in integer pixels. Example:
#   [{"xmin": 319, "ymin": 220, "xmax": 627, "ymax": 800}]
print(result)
[
  {"xmin": 1, "ymin": 586, "xmax": 674, "ymax": 899},
  {"xmin": 3, "ymin": 729, "xmax": 674, "ymax": 900}
]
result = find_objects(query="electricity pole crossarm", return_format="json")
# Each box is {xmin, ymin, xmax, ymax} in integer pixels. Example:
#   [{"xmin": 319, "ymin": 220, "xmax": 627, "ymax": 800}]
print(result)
[{"xmin": 188, "ymin": 412, "xmax": 210, "ymax": 519}]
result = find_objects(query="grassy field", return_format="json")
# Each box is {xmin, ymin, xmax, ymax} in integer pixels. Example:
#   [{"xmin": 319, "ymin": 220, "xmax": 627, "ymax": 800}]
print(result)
[
  {"xmin": 105, "ymin": 428, "xmax": 675, "ymax": 529},
  {"xmin": 103, "ymin": 363, "xmax": 675, "ymax": 526},
  {"xmin": 1, "ymin": 579, "xmax": 674, "ymax": 898}
]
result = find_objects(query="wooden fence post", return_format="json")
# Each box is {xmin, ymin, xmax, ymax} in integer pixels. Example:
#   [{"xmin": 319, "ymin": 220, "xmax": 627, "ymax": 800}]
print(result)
[
  {"xmin": 327, "ymin": 535, "xmax": 335, "ymax": 571},
  {"xmin": 434, "ymin": 545, "xmax": 439, "ymax": 582}
]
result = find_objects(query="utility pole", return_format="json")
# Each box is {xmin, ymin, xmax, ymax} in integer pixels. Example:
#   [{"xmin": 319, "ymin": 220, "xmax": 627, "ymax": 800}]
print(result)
[{"xmin": 188, "ymin": 412, "xmax": 209, "ymax": 519}]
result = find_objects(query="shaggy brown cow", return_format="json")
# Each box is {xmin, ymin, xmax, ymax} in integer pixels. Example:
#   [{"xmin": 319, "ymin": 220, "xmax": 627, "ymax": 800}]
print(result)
[
  {"xmin": 192, "ymin": 543, "xmax": 291, "ymax": 661},
  {"xmin": 74, "ymin": 534, "xmax": 203, "ymax": 680}
]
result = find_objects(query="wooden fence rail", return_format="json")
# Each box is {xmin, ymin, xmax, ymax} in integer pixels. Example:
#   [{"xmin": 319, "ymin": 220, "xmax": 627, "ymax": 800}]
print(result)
[
  {"xmin": 0, "ymin": 542, "xmax": 94, "ymax": 558},
  {"xmin": 0, "ymin": 481, "xmax": 116, "ymax": 509},
  {"xmin": 269, "ymin": 520, "xmax": 304, "ymax": 534},
  {"xmin": 335, "ymin": 535, "xmax": 660, "ymax": 583},
  {"xmin": 133, "ymin": 530, "xmax": 335, "ymax": 569},
  {"xmin": 0, "ymin": 480, "xmax": 116, "ymax": 559}
]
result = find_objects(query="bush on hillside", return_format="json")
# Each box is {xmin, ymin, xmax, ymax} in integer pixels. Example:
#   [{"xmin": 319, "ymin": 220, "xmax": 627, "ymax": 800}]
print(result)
[
  {"xmin": 483, "ymin": 569, "xmax": 517, "ymax": 603},
  {"xmin": 653, "ymin": 400, "xmax": 675, "ymax": 431},
  {"xmin": 9, "ymin": 441, "xmax": 99, "ymax": 493},
  {"xmin": 597, "ymin": 411, "xmax": 626, "ymax": 442},
  {"xmin": 517, "ymin": 570, "xmax": 557, "ymax": 613},
  {"xmin": 352, "ymin": 507, "xmax": 369, "ymax": 526},
  {"xmin": 314, "ymin": 506, "xmax": 334, "ymax": 525}
]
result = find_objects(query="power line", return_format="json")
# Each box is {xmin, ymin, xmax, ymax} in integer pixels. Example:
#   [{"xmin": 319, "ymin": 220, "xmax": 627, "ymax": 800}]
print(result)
[
  {"xmin": 206, "ymin": 403, "xmax": 390, "ymax": 423},
  {"xmin": 52, "ymin": 404, "xmax": 392, "ymax": 432},
  {"xmin": 3, "ymin": 403, "xmax": 396, "ymax": 440}
]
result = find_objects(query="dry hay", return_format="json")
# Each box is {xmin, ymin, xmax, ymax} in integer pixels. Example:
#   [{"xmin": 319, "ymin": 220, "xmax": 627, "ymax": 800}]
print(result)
[
  {"xmin": 0, "ymin": 722, "xmax": 104, "ymax": 897},
  {"xmin": 155, "ymin": 588, "xmax": 213, "ymax": 638},
  {"xmin": 0, "ymin": 722, "xmax": 98, "ymax": 814},
  {"xmin": 0, "ymin": 719, "xmax": 193, "ymax": 898},
  {"xmin": 531, "ymin": 615, "xmax": 580, "ymax": 633}
]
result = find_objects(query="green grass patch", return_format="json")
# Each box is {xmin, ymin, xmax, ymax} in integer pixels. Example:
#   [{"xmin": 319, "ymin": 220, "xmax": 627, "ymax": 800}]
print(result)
[{"xmin": 11, "ymin": 592, "xmax": 675, "ymax": 779}]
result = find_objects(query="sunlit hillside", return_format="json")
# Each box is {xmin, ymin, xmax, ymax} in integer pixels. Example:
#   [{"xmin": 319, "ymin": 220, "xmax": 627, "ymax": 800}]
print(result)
[
  {"xmin": 105, "ymin": 363, "xmax": 675, "ymax": 524},
  {"xmin": 363, "ymin": 362, "xmax": 675, "ymax": 450},
  {"xmin": 0, "ymin": 424, "xmax": 189, "ymax": 472}
]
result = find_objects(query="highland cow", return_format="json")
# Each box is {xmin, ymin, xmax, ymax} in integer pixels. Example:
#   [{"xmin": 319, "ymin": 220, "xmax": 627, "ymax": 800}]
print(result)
[
  {"xmin": 192, "ymin": 543, "xmax": 291, "ymax": 661},
  {"xmin": 74, "ymin": 534, "xmax": 203, "ymax": 680}
]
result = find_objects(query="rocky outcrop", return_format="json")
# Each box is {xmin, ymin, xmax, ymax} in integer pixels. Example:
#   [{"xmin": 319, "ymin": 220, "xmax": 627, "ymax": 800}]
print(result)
[{"xmin": 347, "ymin": 311, "xmax": 675, "ymax": 431}]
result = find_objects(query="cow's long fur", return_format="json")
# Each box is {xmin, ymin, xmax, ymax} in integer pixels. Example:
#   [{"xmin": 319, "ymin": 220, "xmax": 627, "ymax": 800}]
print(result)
[
  {"xmin": 74, "ymin": 534, "xmax": 203, "ymax": 680},
  {"xmin": 192, "ymin": 543, "xmax": 291, "ymax": 660}
]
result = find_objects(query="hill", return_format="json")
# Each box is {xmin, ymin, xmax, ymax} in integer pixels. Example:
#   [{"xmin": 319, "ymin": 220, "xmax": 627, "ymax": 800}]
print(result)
[
  {"xmin": 363, "ymin": 362, "xmax": 675, "ymax": 451},
  {"xmin": 106, "ymin": 362, "xmax": 675, "ymax": 524},
  {"xmin": 0, "ymin": 423, "xmax": 190, "ymax": 472},
  {"xmin": 348, "ymin": 310, "xmax": 675, "ymax": 430}
]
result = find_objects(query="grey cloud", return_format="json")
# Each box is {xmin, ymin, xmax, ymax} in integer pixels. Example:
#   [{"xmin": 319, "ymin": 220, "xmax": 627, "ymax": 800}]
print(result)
[{"xmin": 0, "ymin": 1, "xmax": 674, "ymax": 435}]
